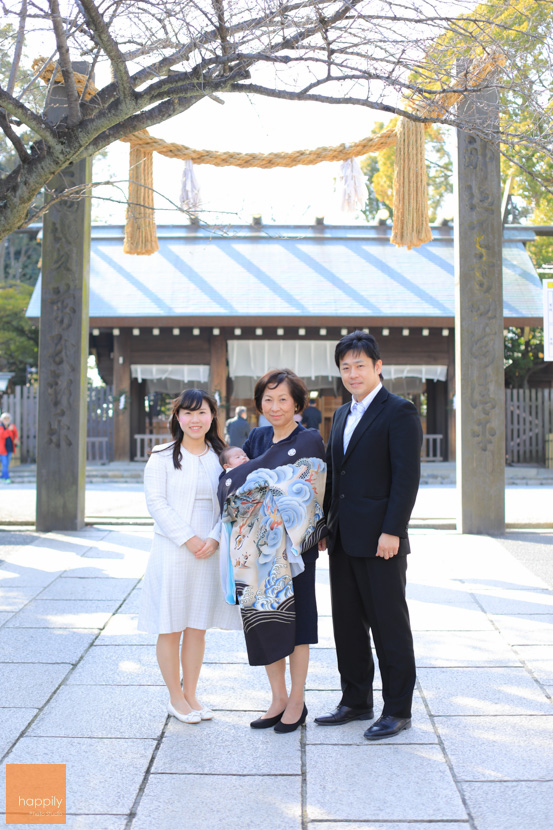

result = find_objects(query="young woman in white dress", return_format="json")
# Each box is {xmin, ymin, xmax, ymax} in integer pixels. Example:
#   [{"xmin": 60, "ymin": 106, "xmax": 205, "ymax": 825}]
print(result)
[{"xmin": 138, "ymin": 389, "xmax": 242, "ymax": 724}]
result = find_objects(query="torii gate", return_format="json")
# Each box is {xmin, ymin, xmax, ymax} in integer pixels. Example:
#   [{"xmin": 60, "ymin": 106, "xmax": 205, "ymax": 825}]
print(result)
[{"xmin": 35, "ymin": 64, "xmax": 506, "ymax": 534}]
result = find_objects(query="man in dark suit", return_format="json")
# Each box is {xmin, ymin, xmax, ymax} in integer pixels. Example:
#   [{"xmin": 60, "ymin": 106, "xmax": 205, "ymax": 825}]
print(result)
[
  {"xmin": 315, "ymin": 330, "xmax": 422, "ymax": 740},
  {"xmin": 225, "ymin": 406, "xmax": 251, "ymax": 447},
  {"xmin": 301, "ymin": 399, "xmax": 322, "ymax": 431}
]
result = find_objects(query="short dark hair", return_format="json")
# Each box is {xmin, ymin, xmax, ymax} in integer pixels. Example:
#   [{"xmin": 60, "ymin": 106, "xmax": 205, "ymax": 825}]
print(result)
[
  {"xmin": 335, "ymin": 330, "xmax": 381, "ymax": 368},
  {"xmin": 219, "ymin": 446, "xmax": 240, "ymax": 468},
  {"xmin": 254, "ymin": 368, "xmax": 308, "ymax": 414}
]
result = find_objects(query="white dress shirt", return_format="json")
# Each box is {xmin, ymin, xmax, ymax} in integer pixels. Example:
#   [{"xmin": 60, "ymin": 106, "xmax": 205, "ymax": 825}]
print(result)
[{"xmin": 343, "ymin": 382, "xmax": 383, "ymax": 453}]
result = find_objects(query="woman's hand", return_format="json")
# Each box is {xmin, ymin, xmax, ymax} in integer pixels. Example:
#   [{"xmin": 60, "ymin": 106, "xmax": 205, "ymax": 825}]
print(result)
[
  {"xmin": 185, "ymin": 536, "xmax": 204, "ymax": 555},
  {"xmin": 194, "ymin": 538, "xmax": 218, "ymax": 559}
]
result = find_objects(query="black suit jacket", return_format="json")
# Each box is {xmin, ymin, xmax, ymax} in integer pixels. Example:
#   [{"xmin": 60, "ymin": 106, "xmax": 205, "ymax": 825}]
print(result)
[{"xmin": 324, "ymin": 386, "xmax": 423, "ymax": 558}]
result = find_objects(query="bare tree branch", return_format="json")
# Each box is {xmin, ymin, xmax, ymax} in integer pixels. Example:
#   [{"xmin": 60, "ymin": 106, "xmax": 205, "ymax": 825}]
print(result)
[
  {"xmin": 77, "ymin": 0, "xmax": 134, "ymax": 103},
  {"xmin": 6, "ymin": 0, "xmax": 27, "ymax": 96},
  {"xmin": 0, "ymin": 0, "xmax": 552, "ymax": 241},
  {"xmin": 0, "ymin": 86, "xmax": 58, "ymax": 143},
  {"xmin": 227, "ymin": 83, "xmax": 448, "ymax": 125},
  {"xmin": 48, "ymin": 0, "xmax": 82, "ymax": 125},
  {"xmin": 0, "ymin": 110, "xmax": 30, "ymax": 162}
]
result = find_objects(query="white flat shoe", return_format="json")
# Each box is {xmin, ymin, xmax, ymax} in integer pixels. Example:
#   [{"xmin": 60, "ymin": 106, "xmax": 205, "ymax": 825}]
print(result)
[
  {"xmin": 167, "ymin": 702, "xmax": 201, "ymax": 723},
  {"xmin": 193, "ymin": 707, "xmax": 214, "ymax": 720}
]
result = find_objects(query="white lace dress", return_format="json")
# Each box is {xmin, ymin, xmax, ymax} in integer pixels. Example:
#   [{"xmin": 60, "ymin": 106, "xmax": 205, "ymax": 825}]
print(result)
[{"xmin": 137, "ymin": 444, "xmax": 242, "ymax": 634}]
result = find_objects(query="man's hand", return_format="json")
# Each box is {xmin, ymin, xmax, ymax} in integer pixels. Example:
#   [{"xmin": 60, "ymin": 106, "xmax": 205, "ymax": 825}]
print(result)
[
  {"xmin": 376, "ymin": 532, "xmax": 400, "ymax": 559},
  {"xmin": 194, "ymin": 538, "xmax": 218, "ymax": 559},
  {"xmin": 318, "ymin": 538, "xmax": 327, "ymax": 551}
]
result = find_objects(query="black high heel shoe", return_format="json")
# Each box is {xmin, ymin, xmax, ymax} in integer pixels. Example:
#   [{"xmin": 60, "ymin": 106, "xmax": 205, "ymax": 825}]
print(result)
[
  {"xmin": 250, "ymin": 711, "xmax": 285, "ymax": 729},
  {"xmin": 274, "ymin": 704, "xmax": 308, "ymax": 734}
]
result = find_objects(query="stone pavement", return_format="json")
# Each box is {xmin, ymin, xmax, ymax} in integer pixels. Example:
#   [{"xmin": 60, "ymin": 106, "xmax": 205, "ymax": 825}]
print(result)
[
  {"xmin": 1, "ymin": 482, "xmax": 553, "ymax": 528},
  {"xmin": 1, "ymin": 526, "xmax": 552, "ymax": 830}
]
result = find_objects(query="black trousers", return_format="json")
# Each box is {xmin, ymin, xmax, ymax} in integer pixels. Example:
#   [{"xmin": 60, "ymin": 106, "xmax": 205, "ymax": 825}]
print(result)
[{"xmin": 329, "ymin": 532, "xmax": 416, "ymax": 718}]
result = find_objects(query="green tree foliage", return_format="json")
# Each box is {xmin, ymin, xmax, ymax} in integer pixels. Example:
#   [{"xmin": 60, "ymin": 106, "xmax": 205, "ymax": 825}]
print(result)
[
  {"xmin": 504, "ymin": 327, "xmax": 545, "ymax": 388},
  {"xmin": 1, "ymin": 231, "xmax": 41, "ymax": 286},
  {"xmin": 361, "ymin": 154, "xmax": 387, "ymax": 221},
  {"xmin": 428, "ymin": 0, "xmax": 553, "ymax": 385},
  {"xmin": 0, "ymin": 24, "xmax": 45, "ymax": 175},
  {"xmin": 359, "ymin": 1, "xmax": 551, "ymax": 386},
  {"xmin": 0, "ymin": 283, "xmax": 38, "ymax": 384},
  {"xmin": 421, "ymin": 0, "xmax": 553, "ymax": 228},
  {"xmin": 1, "ymin": 25, "xmax": 42, "ymax": 284}
]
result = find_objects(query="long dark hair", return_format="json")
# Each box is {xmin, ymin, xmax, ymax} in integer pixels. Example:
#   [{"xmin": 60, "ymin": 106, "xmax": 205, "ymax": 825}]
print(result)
[{"xmin": 163, "ymin": 388, "xmax": 225, "ymax": 470}]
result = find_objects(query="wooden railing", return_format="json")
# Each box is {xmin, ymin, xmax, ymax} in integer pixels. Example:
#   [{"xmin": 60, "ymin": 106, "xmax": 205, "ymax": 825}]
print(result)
[
  {"xmin": 86, "ymin": 437, "xmax": 110, "ymax": 464},
  {"xmin": 422, "ymin": 434, "xmax": 443, "ymax": 461},
  {"xmin": 134, "ymin": 434, "xmax": 172, "ymax": 461}
]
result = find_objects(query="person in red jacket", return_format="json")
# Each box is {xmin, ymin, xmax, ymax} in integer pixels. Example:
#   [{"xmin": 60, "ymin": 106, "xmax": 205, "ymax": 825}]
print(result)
[{"xmin": 0, "ymin": 412, "xmax": 18, "ymax": 484}]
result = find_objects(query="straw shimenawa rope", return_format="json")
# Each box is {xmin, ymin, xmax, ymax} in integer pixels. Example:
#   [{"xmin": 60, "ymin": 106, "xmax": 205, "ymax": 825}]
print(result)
[
  {"xmin": 119, "ymin": 126, "xmax": 398, "ymax": 167},
  {"xmin": 35, "ymin": 53, "xmax": 504, "ymax": 254},
  {"xmin": 32, "ymin": 57, "xmax": 98, "ymax": 100}
]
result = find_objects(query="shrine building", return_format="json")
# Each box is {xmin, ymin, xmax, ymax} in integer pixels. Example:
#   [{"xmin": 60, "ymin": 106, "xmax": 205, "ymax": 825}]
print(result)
[{"xmin": 27, "ymin": 221, "xmax": 543, "ymax": 462}]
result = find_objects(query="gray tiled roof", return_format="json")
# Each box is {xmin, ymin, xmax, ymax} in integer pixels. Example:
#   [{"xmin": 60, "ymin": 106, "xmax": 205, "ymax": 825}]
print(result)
[{"xmin": 26, "ymin": 224, "xmax": 543, "ymax": 320}]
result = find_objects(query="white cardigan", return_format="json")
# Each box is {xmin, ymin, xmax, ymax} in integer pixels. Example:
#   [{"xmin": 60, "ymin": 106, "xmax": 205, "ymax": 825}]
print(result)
[{"xmin": 144, "ymin": 442, "xmax": 222, "ymax": 547}]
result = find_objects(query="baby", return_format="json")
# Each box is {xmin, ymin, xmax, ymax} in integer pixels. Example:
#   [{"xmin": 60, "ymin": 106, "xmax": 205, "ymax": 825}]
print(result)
[{"xmin": 219, "ymin": 446, "xmax": 250, "ymax": 471}]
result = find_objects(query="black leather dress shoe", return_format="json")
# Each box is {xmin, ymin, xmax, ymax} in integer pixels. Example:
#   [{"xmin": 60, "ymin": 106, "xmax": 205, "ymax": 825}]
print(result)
[
  {"xmin": 364, "ymin": 715, "xmax": 411, "ymax": 740},
  {"xmin": 314, "ymin": 705, "xmax": 374, "ymax": 725}
]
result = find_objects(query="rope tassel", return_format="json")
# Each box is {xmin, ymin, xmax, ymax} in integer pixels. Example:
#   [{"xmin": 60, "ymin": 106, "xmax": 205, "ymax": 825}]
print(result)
[
  {"xmin": 390, "ymin": 118, "xmax": 432, "ymax": 250},
  {"xmin": 123, "ymin": 132, "xmax": 159, "ymax": 255}
]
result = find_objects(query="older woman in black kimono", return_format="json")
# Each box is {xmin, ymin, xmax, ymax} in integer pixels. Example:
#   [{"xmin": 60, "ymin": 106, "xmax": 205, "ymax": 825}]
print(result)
[{"xmin": 219, "ymin": 369, "xmax": 326, "ymax": 733}]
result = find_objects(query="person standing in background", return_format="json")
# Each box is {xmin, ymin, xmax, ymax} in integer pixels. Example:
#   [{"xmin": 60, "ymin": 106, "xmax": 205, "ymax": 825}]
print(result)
[
  {"xmin": 225, "ymin": 406, "xmax": 251, "ymax": 446},
  {"xmin": 302, "ymin": 399, "xmax": 322, "ymax": 432},
  {"xmin": 0, "ymin": 413, "xmax": 18, "ymax": 484}
]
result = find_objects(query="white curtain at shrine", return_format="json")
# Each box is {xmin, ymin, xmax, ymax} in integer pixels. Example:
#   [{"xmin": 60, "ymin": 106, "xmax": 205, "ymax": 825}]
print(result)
[
  {"xmin": 228, "ymin": 341, "xmax": 340, "ymax": 380},
  {"xmin": 383, "ymin": 365, "xmax": 448, "ymax": 382},
  {"xmin": 383, "ymin": 365, "xmax": 448, "ymax": 396},
  {"xmin": 131, "ymin": 365, "xmax": 210, "ymax": 383},
  {"xmin": 227, "ymin": 341, "xmax": 448, "ymax": 385}
]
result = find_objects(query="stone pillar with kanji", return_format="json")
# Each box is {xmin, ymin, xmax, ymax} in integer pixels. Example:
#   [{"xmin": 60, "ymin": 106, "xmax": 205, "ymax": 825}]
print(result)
[
  {"xmin": 454, "ymin": 81, "xmax": 505, "ymax": 534},
  {"xmin": 36, "ymin": 63, "xmax": 92, "ymax": 531}
]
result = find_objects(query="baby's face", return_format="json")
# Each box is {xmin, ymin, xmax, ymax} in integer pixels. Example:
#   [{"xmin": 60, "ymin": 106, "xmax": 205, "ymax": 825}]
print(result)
[{"xmin": 224, "ymin": 449, "xmax": 249, "ymax": 470}]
